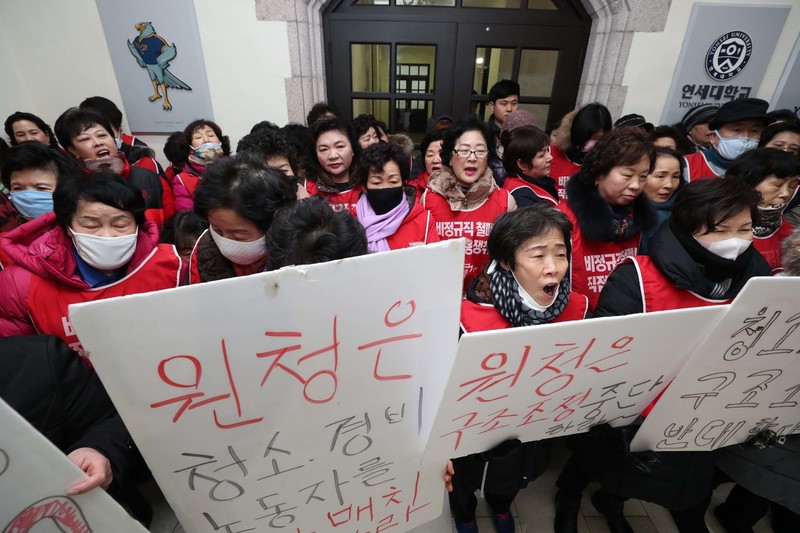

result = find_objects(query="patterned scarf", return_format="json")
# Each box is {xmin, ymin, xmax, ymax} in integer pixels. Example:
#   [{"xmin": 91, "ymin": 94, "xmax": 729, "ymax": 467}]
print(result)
[
  {"xmin": 752, "ymin": 205, "xmax": 784, "ymax": 238},
  {"xmin": 488, "ymin": 261, "xmax": 571, "ymax": 327}
]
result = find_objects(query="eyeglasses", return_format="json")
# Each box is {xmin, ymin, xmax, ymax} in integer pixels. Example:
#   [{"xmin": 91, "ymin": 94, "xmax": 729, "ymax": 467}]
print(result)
[{"xmin": 453, "ymin": 148, "xmax": 489, "ymax": 159}]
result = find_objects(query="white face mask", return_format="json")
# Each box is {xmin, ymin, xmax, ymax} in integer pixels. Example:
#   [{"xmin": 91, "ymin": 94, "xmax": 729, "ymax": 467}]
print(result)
[
  {"xmin": 694, "ymin": 235, "xmax": 752, "ymax": 261},
  {"xmin": 69, "ymin": 228, "xmax": 138, "ymax": 271},
  {"xmin": 714, "ymin": 132, "xmax": 758, "ymax": 160},
  {"xmin": 512, "ymin": 270, "xmax": 559, "ymax": 311},
  {"xmin": 209, "ymin": 226, "xmax": 266, "ymax": 266}
]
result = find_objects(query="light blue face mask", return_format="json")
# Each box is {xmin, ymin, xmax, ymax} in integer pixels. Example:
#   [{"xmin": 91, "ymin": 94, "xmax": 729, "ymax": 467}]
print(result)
[
  {"xmin": 9, "ymin": 190, "xmax": 53, "ymax": 219},
  {"xmin": 714, "ymin": 132, "xmax": 758, "ymax": 160}
]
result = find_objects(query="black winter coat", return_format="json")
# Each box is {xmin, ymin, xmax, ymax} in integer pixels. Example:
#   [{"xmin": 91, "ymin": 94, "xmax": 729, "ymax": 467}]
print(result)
[{"xmin": 0, "ymin": 335, "xmax": 131, "ymax": 490}]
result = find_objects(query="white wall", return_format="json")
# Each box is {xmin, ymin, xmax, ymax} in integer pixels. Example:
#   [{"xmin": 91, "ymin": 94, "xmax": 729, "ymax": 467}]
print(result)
[
  {"xmin": 0, "ymin": 0, "xmax": 291, "ymax": 161},
  {"xmin": 621, "ymin": 0, "xmax": 800, "ymax": 124}
]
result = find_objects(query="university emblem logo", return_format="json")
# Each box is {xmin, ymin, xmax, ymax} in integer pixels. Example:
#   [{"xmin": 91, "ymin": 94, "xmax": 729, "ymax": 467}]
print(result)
[{"xmin": 705, "ymin": 31, "xmax": 752, "ymax": 81}]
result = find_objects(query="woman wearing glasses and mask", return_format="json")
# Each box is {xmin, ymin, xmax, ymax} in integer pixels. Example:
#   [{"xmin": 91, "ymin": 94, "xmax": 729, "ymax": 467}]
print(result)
[{"xmin": 421, "ymin": 116, "xmax": 516, "ymax": 290}]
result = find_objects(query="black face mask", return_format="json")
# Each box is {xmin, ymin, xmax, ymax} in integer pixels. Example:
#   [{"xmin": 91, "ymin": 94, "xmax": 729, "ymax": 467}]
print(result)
[{"xmin": 366, "ymin": 186, "xmax": 404, "ymax": 215}]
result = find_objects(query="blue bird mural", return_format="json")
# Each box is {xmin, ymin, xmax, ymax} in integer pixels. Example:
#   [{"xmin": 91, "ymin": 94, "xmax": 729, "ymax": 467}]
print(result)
[{"xmin": 127, "ymin": 22, "xmax": 191, "ymax": 111}]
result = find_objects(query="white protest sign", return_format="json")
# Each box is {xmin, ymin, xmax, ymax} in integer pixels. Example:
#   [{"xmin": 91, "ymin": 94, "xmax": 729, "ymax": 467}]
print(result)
[
  {"xmin": 69, "ymin": 241, "xmax": 464, "ymax": 533},
  {"xmin": 424, "ymin": 306, "xmax": 725, "ymax": 462},
  {"xmin": 632, "ymin": 277, "xmax": 800, "ymax": 452},
  {"xmin": 0, "ymin": 398, "xmax": 146, "ymax": 532}
]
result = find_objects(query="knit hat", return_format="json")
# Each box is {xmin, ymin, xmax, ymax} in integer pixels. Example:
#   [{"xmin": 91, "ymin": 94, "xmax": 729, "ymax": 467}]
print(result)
[
  {"xmin": 500, "ymin": 109, "xmax": 538, "ymax": 133},
  {"xmin": 615, "ymin": 113, "xmax": 653, "ymax": 132},
  {"xmin": 708, "ymin": 98, "xmax": 774, "ymax": 131},
  {"xmin": 681, "ymin": 104, "xmax": 718, "ymax": 131}
]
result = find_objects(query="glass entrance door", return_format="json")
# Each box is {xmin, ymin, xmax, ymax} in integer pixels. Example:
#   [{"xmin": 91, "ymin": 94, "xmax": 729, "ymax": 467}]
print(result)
[{"xmin": 327, "ymin": 20, "xmax": 457, "ymax": 142}]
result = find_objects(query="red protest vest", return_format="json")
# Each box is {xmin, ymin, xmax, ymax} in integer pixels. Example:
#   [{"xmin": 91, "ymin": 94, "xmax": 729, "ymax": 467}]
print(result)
[
  {"xmin": 175, "ymin": 172, "xmax": 200, "ymax": 198},
  {"xmin": 313, "ymin": 184, "xmax": 364, "ymax": 215},
  {"xmin": 625, "ymin": 255, "xmax": 730, "ymax": 416},
  {"xmin": 386, "ymin": 202, "xmax": 440, "ymax": 250},
  {"xmin": 422, "ymin": 188, "xmax": 510, "ymax": 289},
  {"xmin": 683, "ymin": 152, "xmax": 720, "ymax": 182},
  {"xmin": 460, "ymin": 292, "xmax": 589, "ymax": 333},
  {"xmin": 559, "ymin": 202, "xmax": 639, "ymax": 311},
  {"xmin": 752, "ymin": 219, "xmax": 791, "ymax": 274},
  {"xmin": 549, "ymin": 145, "xmax": 580, "ymax": 201},
  {"xmin": 625, "ymin": 256, "xmax": 731, "ymax": 312},
  {"xmin": 27, "ymin": 244, "xmax": 181, "ymax": 351},
  {"xmin": 502, "ymin": 175, "xmax": 559, "ymax": 206}
]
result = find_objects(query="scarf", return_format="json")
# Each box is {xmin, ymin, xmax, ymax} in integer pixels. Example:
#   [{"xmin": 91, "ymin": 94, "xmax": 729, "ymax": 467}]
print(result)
[
  {"xmin": 611, "ymin": 206, "xmax": 638, "ymax": 241},
  {"xmin": 356, "ymin": 192, "xmax": 410, "ymax": 253},
  {"xmin": 427, "ymin": 167, "xmax": 497, "ymax": 211},
  {"xmin": 487, "ymin": 261, "xmax": 571, "ymax": 327},
  {"xmin": 752, "ymin": 205, "xmax": 784, "ymax": 238}
]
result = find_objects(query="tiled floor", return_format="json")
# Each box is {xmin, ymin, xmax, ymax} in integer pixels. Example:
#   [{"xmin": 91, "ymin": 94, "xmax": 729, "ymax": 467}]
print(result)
[{"xmin": 141, "ymin": 440, "xmax": 775, "ymax": 532}]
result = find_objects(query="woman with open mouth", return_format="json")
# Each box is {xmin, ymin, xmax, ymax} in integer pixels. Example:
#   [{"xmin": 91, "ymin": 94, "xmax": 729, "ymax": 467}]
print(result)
[
  {"xmin": 421, "ymin": 116, "xmax": 516, "ymax": 291},
  {"xmin": 53, "ymin": 107, "xmax": 174, "ymax": 231},
  {"xmin": 554, "ymin": 178, "xmax": 772, "ymax": 533},
  {"xmin": 446, "ymin": 204, "xmax": 588, "ymax": 533},
  {"xmin": 557, "ymin": 126, "xmax": 659, "ymax": 311},
  {"xmin": 725, "ymin": 147, "xmax": 800, "ymax": 273}
]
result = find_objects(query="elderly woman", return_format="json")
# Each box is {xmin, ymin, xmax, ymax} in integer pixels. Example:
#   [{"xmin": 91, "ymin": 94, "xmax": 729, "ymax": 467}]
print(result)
[
  {"xmin": 555, "ymin": 179, "xmax": 772, "ymax": 533},
  {"xmin": 0, "ymin": 142, "xmax": 80, "ymax": 227},
  {"xmin": 54, "ymin": 108, "xmax": 174, "ymax": 230},
  {"xmin": 189, "ymin": 152, "xmax": 296, "ymax": 283},
  {"xmin": 725, "ymin": 147, "xmax": 800, "ymax": 273},
  {"xmin": 501, "ymin": 125, "xmax": 558, "ymax": 207},
  {"xmin": 408, "ymin": 129, "xmax": 445, "ymax": 197},
  {"xmin": 305, "ymin": 118, "xmax": 362, "ymax": 213},
  {"xmin": 421, "ymin": 116, "xmax": 516, "ymax": 289},
  {"xmin": 4, "ymin": 111, "xmax": 60, "ymax": 148},
  {"xmin": 353, "ymin": 142, "xmax": 439, "ymax": 251},
  {"xmin": 558, "ymin": 126, "xmax": 658, "ymax": 310},
  {"xmin": 172, "ymin": 119, "xmax": 231, "ymax": 211},
  {"xmin": 447, "ymin": 205, "xmax": 588, "ymax": 533},
  {"xmin": 0, "ymin": 172, "xmax": 182, "ymax": 344}
]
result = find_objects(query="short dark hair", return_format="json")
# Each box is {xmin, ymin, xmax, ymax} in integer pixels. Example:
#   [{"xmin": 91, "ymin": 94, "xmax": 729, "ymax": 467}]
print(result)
[
  {"xmin": 193, "ymin": 152, "xmax": 297, "ymax": 233},
  {"xmin": 767, "ymin": 109, "xmax": 798, "ymax": 123},
  {"xmin": 163, "ymin": 130, "xmax": 187, "ymax": 169},
  {"xmin": 652, "ymin": 146, "xmax": 684, "ymax": 181},
  {"xmin": 236, "ymin": 127, "xmax": 298, "ymax": 175},
  {"xmin": 420, "ymin": 129, "xmax": 447, "ymax": 157},
  {"xmin": 671, "ymin": 178, "xmax": 760, "ymax": 236},
  {"xmin": 78, "ymin": 96, "xmax": 124, "ymax": 130},
  {"xmin": 181, "ymin": 119, "xmax": 231, "ymax": 156},
  {"xmin": 249, "ymin": 120, "xmax": 280, "ymax": 134},
  {"xmin": 53, "ymin": 172, "xmax": 146, "ymax": 228},
  {"xmin": 307, "ymin": 102, "xmax": 340, "ymax": 126},
  {"xmin": 488, "ymin": 79, "xmax": 520, "ymax": 102},
  {"xmin": 4, "ymin": 111, "xmax": 59, "ymax": 148},
  {"xmin": 567, "ymin": 102, "xmax": 612, "ymax": 158},
  {"xmin": 758, "ymin": 120, "xmax": 800, "ymax": 148},
  {"xmin": 350, "ymin": 114, "xmax": 381, "ymax": 140},
  {"xmin": 441, "ymin": 115, "xmax": 494, "ymax": 167},
  {"xmin": 501, "ymin": 125, "xmax": 549, "ymax": 176},
  {"xmin": 488, "ymin": 204, "xmax": 572, "ymax": 270},
  {"xmin": 54, "ymin": 108, "xmax": 114, "ymax": 150},
  {"xmin": 353, "ymin": 142, "xmax": 409, "ymax": 185},
  {"xmin": 726, "ymin": 147, "xmax": 800, "ymax": 188},
  {"xmin": 1, "ymin": 142, "xmax": 80, "ymax": 189},
  {"xmin": 576, "ymin": 126, "xmax": 655, "ymax": 186},
  {"xmin": 647, "ymin": 125, "xmax": 689, "ymax": 153},
  {"xmin": 160, "ymin": 210, "xmax": 208, "ymax": 251},
  {"xmin": 266, "ymin": 196, "xmax": 367, "ymax": 270}
]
